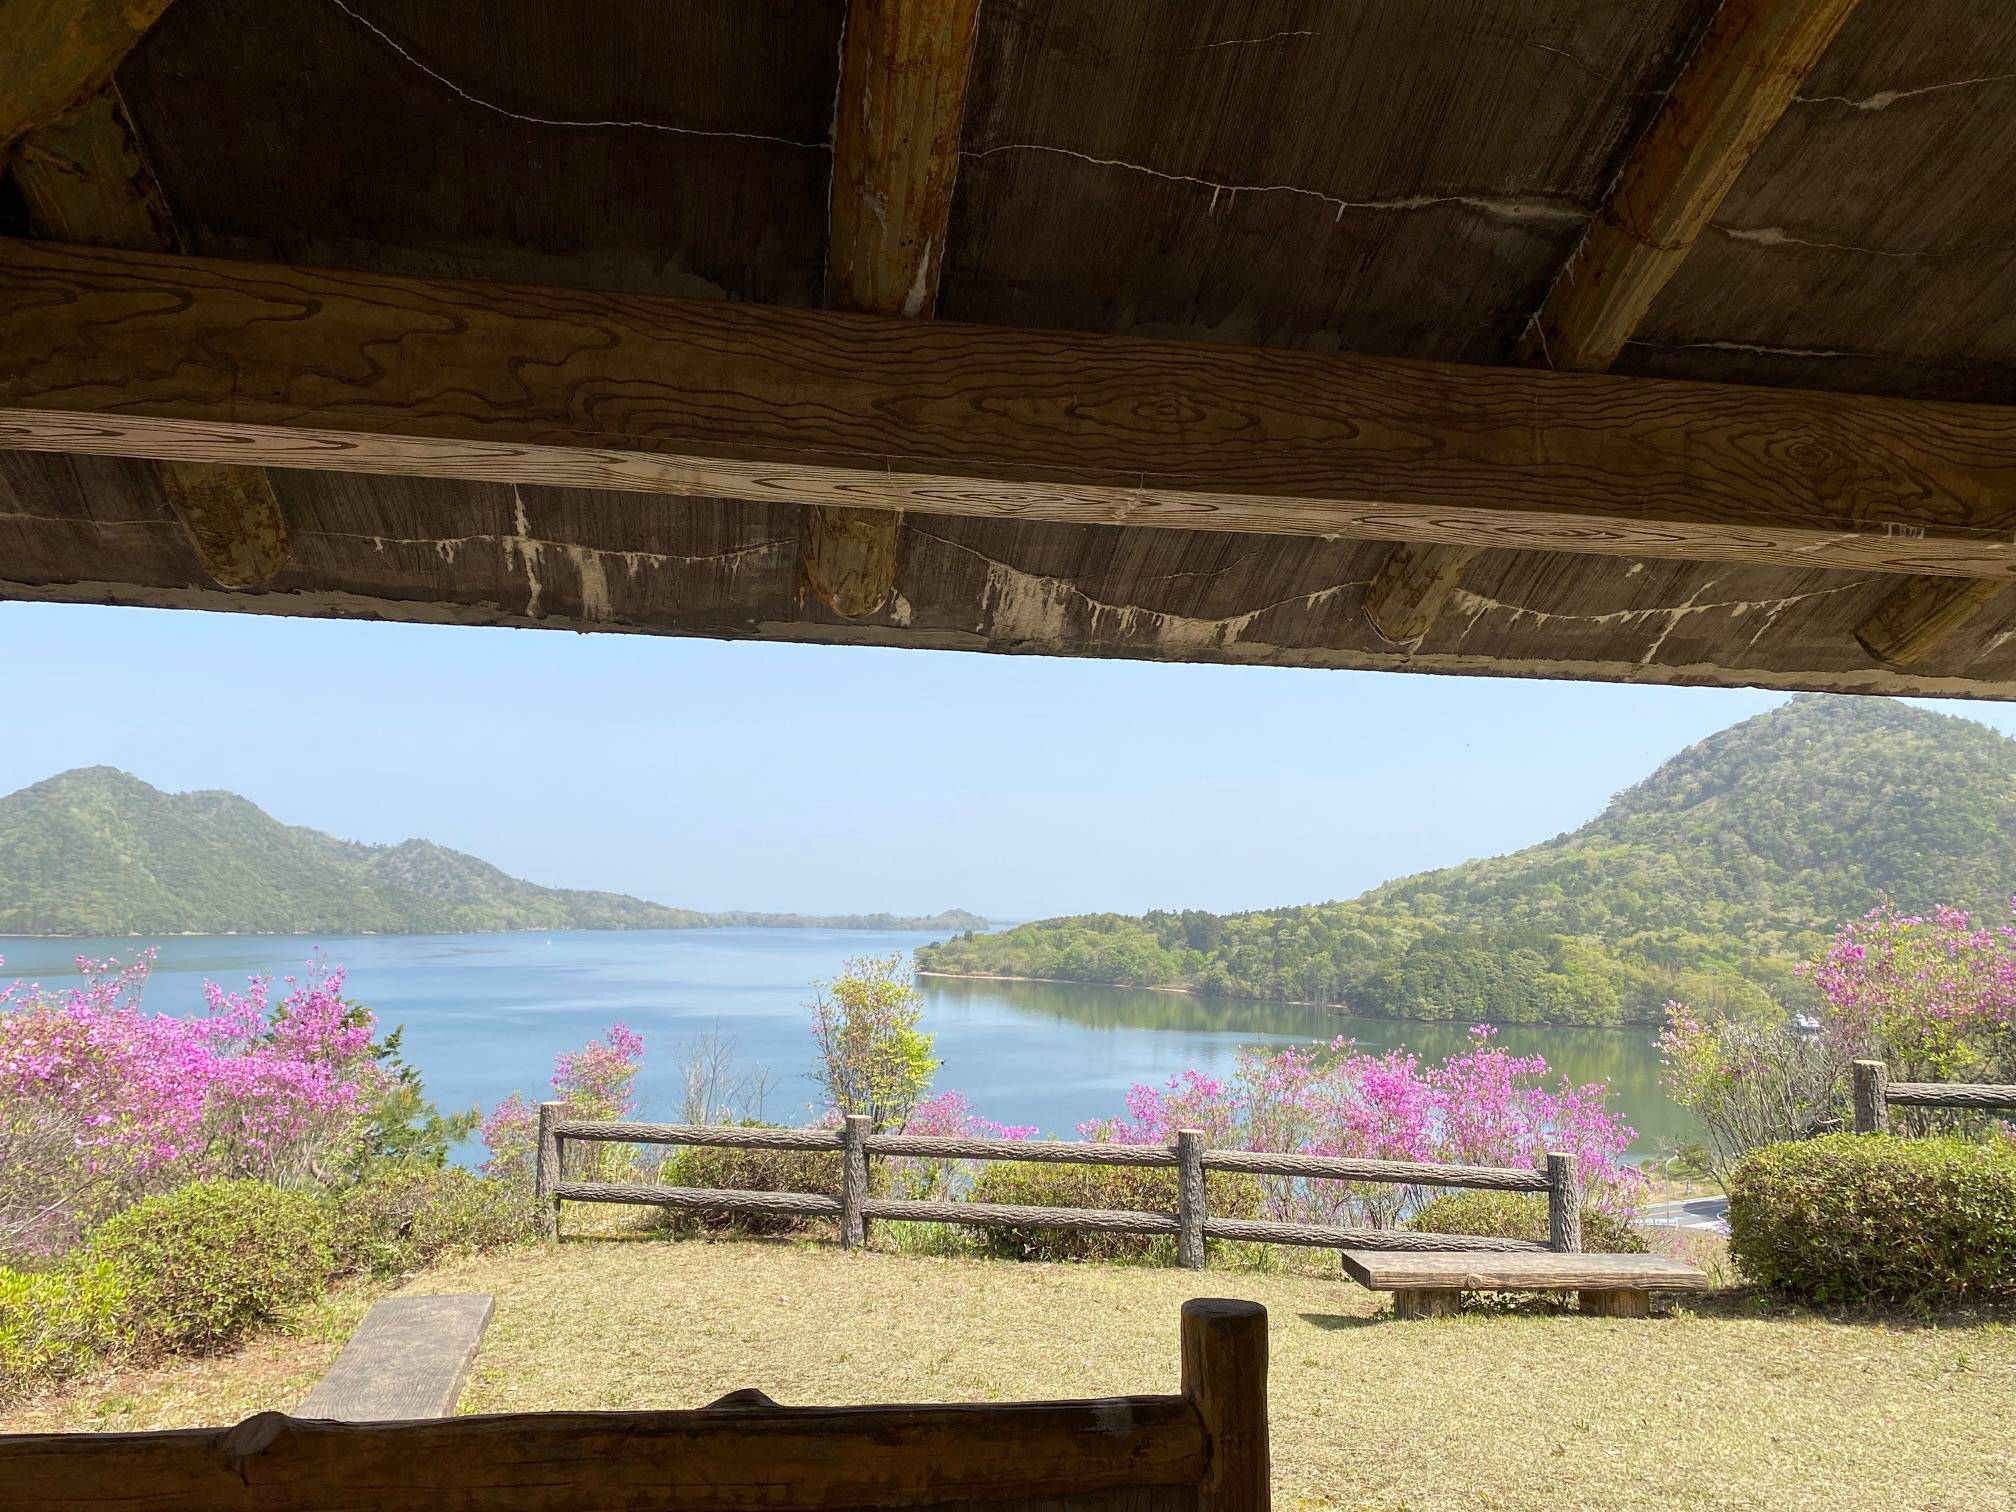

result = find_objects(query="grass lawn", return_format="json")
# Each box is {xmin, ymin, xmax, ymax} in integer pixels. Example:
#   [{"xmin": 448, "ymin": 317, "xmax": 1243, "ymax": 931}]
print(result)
[{"xmin": 8, "ymin": 1237, "xmax": 2015, "ymax": 1511}]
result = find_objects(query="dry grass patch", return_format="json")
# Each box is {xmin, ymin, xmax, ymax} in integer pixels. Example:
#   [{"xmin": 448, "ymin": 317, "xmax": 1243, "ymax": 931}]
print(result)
[{"xmin": 8, "ymin": 1237, "xmax": 2015, "ymax": 1511}]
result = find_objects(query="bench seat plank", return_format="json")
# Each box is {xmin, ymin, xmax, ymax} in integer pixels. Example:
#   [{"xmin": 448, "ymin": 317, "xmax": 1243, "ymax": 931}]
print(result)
[
  {"xmin": 1341, "ymin": 1250, "xmax": 1706, "ymax": 1292},
  {"xmin": 297, "ymin": 1294, "xmax": 495, "ymax": 1422}
]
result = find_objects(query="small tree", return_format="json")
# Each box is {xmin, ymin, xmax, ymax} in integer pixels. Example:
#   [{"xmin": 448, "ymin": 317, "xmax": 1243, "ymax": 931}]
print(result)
[
  {"xmin": 1659, "ymin": 1003, "xmax": 1847, "ymax": 1183},
  {"xmin": 807, "ymin": 955, "xmax": 937, "ymax": 1132}
]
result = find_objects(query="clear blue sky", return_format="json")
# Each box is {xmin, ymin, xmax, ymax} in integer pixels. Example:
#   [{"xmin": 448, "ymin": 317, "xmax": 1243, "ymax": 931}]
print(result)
[{"xmin": 7, "ymin": 600, "xmax": 2013, "ymax": 921}]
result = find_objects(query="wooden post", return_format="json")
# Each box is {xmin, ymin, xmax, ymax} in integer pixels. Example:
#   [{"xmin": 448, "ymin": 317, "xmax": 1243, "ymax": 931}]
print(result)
[
  {"xmin": 1180, "ymin": 1299, "xmax": 1269, "ymax": 1512},
  {"xmin": 1546, "ymin": 1152, "xmax": 1581, "ymax": 1254},
  {"xmin": 1853, "ymin": 1060, "xmax": 1891, "ymax": 1134},
  {"xmin": 840, "ymin": 1114, "xmax": 871, "ymax": 1250},
  {"xmin": 1176, "ymin": 1129, "xmax": 1206, "ymax": 1271},
  {"xmin": 534, "ymin": 1100, "xmax": 563, "ymax": 1241}
]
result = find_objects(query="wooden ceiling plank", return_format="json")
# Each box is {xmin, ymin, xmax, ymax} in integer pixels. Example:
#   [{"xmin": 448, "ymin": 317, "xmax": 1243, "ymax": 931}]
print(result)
[
  {"xmin": 12, "ymin": 86, "xmax": 290, "ymax": 589},
  {"xmin": 804, "ymin": 0, "xmax": 983, "ymax": 618},
  {"xmin": 0, "ymin": 0, "xmax": 181, "ymax": 158},
  {"xmin": 1369, "ymin": 0, "xmax": 1866, "ymax": 647},
  {"xmin": 6, "ymin": 239, "xmax": 2016, "ymax": 580},
  {"xmin": 1854, "ymin": 575, "xmax": 2006, "ymax": 668}
]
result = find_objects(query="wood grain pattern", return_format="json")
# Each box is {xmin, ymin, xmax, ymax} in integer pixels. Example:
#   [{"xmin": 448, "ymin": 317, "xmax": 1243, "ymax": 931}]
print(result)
[
  {"xmin": 1521, "ymin": 0, "xmax": 1866, "ymax": 373},
  {"xmin": 1885, "ymin": 1082, "xmax": 2016, "ymax": 1111},
  {"xmin": 1201, "ymin": 1150, "xmax": 1548, "ymax": 1191},
  {"xmin": 0, "ymin": 1398, "xmax": 1211, "ymax": 1511},
  {"xmin": 0, "ymin": 0, "xmax": 180, "ymax": 154},
  {"xmin": 1340, "ymin": 1250, "xmax": 1707, "ymax": 1291},
  {"xmin": 1856, "ymin": 574, "xmax": 2006, "ymax": 667},
  {"xmin": 862, "ymin": 1198, "xmax": 1179, "ymax": 1235},
  {"xmin": 840, "ymin": 1113, "xmax": 870, "ymax": 1250},
  {"xmin": 865, "ymin": 1135, "xmax": 1177, "ymax": 1166},
  {"xmin": 295, "ymin": 1294, "xmax": 494, "ymax": 1422},
  {"xmin": 1361, "ymin": 543, "xmax": 1481, "ymax": 647},
  {"xmin": 7, "ymin": 242, "xmax": 2016, "ymax": 577},
  {"xmin": 555, "ymin": 1120, "xmax": 843, "ymax": 1149},
  {"xmin": 1580, "ymin": 1288, "xmax": 1652, "ymax": 1318},
  {"xmin": 552, "ymin": 1183, "xmax": 844, "ymax": 1217},
  {"xmin": 1852, "ymin": 1059, "xmax": 1890, "ymax": 1134},
  {"xmin": 1176, "ymin": 1131, "xmax": 1206, "ymax": 1272},
  {"xmin": 534, "ymin": 1101, "xmax": 561, "ymax": 1239},
  {"xmin": 805, "ymin": 0, "xmax": 983, "ymax": 617},
  {"xmin": 1179, "ymin": 1300, "xmax": 1268, "ymax": 1512},
  {"xmin": 1547, "ymin": 1152, "xmax": 1582, "ymax": 1254}
]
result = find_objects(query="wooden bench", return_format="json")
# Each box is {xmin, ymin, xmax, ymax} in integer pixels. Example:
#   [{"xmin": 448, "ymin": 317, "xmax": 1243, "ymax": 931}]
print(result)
[
  {"xmin": 297, "ymin": 1294, "xmax": 495, "ymax": 1421},
  {"xmin": 1341, "ymin": 1250, "xmax": 1708, "ymax": 1319}
]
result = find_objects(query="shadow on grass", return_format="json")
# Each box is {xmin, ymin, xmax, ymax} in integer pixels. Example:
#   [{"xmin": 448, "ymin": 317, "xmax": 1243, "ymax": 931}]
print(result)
[{"xmin": 1297, "ymin": 1312, "xmax": 1389, "ymax": 1331}]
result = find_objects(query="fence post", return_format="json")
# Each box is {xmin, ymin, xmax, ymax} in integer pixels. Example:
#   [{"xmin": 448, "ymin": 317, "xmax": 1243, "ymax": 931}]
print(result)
[
  {"xmin": 535, "ymin": 1100, "xmax": 563, "ymax": 1241},
  {"xmin": 1852, "ymin": 1060, "xmax": 1890, "ymax": 1134},
  {"xmin": 1546, "ymin": 1151, "xmax": 1581, "ymax": 1253},
  {"xmin": 1181, "ymin": 1298, "xmax": 1270, "ymax": 1512},
  {"xmin": 1176, "ymin": 1129, "xmax": 1206, "ymax": 1271},
  {"xmin": 840, "ymin": 1113, "xmax": 871, "ymax": 1250}
]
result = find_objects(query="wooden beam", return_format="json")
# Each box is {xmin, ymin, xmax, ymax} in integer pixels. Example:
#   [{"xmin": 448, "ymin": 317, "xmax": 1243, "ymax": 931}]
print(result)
[
  {"xmin": 804, "ymin": 0, "xmax": 983, "ymax": 618},
  {"xmin": 1854, "ymin": 575, "xmax": 2006, "ymax": 667},
  {"xmin": 1520, "ymin": 0, "xmax": 1865, "ymax": 373},
  {"xmin": 6, "ymin": 240, "xmax": 2016, "ymax": 579},
  {"xmin": 11, "ymin": 88, "xmax": 290, "ymax": 588},
  {"xmin": 1372, "ymin": 0, "xmax": 1867, "ymax": 647},
  {"xmin": 0, "ymin": 0, "xmax": 180, "ymax": 157}
]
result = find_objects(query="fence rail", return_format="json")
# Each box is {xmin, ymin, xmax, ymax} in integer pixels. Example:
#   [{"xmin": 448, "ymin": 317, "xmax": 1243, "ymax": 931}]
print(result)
[
  {"xmin": 1852, "ymin": 1060, "xmax": 2016, "ymax": 1134},
  {"xmin": 534, "ymin": 1103, "xmax": 1583, "ymax": 1266}
]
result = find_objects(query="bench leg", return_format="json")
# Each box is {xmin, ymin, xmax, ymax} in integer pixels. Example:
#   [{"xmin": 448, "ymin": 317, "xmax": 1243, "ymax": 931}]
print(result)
[
  {"xmin": 1393, "ymin": 1288, "xmax": 1460, "ymax": 1320},
  {"xmin": 1580, "ymin": 1287, "xmax": 1651, "ymax": 1318}
]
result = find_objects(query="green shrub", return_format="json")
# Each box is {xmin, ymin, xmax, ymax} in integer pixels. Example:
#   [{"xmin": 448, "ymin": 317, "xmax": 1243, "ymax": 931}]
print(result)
[
  {"xmin": 329, "ymin": 1162, "xmax": 534, "ymax": 1277},
  {"xmin": 653, "ymin": 1141, "xmax": 847, "ymax": 1238},
  {"xmin": 90, "ymin": 1181, "xmax": 334, "ymax": 1353},
  {"xmin": 1409, "ymin": 1190, "xmax": 1647, "ymax": 1255},
  {"xmin": 0, "ymin": 1258, "xmax": 130, "ymax": 1397},
  {"xmin": 1729, "ymin": 1134, "xmax": 2016, "ymax": 1307},
  {"xmin": 965, "ymin": 1162, "xmax": 1264, "ymax": 1264}
]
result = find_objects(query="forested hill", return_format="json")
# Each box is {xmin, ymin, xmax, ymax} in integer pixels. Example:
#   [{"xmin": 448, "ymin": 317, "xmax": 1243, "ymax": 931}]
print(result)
[
  {"xmin": 0, "ymin": 768, "xmax": 983, "ymax": 937},
  {"xmin": 915, "ymin": 697, "xmax": 2016, "ymax": 1026}
]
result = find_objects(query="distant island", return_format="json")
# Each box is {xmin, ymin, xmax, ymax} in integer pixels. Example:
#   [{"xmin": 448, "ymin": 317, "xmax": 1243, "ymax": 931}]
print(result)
[
  {"xmin": 0, "ymin": 767, "xmax": 986, "ymax": 938},
  {"xmin": 917, "ymin": 697, "xmax": 2016, "ymax": 1027}
]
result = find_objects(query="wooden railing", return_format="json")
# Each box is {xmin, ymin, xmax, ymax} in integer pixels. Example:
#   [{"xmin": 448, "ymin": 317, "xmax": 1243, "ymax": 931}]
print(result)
[
  {"xmin": 0, "ymin": 1298, "xmax": 1270, "ymax": 1512},
  {"xmin": 533, "ymin": 1103, "xmax": 1585, "ymax": 1264},
  {"xmin": 1852, "ymin": 1060, "xmax": 2016, "ymax": 1134}
]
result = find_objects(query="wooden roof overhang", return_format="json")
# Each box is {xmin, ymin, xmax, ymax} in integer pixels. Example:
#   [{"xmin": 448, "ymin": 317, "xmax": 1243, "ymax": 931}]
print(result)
[{"xmin": 5, "ymin": 0, "xmax": 2016, "ymax": 698}]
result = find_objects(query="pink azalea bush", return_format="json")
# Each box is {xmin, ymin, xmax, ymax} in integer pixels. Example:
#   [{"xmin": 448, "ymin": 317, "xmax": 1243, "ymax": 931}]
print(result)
[
  {"xmin": 0, "ymin": 952, "xmax": 382, "ymax": 1258},
  {"xmin": 1081, "ymin": 1028, "xmax": 1642, "ymax": 1225},
  {"xmin": 482, "ymin": 1024, "xmax": 647, "ymax": 1185}
]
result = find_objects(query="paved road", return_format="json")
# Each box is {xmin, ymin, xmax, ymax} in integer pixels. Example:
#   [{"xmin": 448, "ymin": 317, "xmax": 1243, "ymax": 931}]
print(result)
[{"xmin": 1642, "ymin": 1196, "xmax": 1729, "ymax": 1234}]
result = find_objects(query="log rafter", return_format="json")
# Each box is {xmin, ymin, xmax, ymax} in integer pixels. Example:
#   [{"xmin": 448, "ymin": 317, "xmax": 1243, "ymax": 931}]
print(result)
[
  {"xmin": 5, "ymin": 240, "xmax": 2016, "ymax": 581},
  {"xmin": 803, "ymin": 0, "xmax": 984, "ymax": 619},
  {"xmin": 7, "ymin": 27, "xmax": 291, "ymax": 589},
  {"xmin": 1364, "ymin": 0, "xmax": 1867, "ymax": 650},
  {"xmin": 0, "ymin": 0, "xmax": 180, "ymax": 159}
]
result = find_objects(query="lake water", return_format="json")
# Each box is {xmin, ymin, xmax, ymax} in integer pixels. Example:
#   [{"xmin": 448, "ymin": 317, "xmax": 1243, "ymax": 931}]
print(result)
[{"xmin": 0, "ymin": 929, "xmax": 1695, "ymax": 1158}]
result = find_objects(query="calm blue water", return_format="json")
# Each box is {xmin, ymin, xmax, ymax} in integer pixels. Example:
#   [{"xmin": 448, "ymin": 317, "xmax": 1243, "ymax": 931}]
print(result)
[{"xmin": 0, "ymin": 930, "xmax": 1691, "ymax": 1155}]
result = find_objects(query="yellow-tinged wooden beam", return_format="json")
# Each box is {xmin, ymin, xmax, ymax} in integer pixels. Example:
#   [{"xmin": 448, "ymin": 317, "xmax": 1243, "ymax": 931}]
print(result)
[
  {"xmin": 11, "ymin": 86, "xmax": 290, "ymax": 589},
  {"xmin": 1854, "ymin": 575, "xmax": 2006, "ymax": 668},
  {"xmin": 1370, "ymin": 0, "xmax": 1866, "ymax": 648},
  {"xmin": 0, "ymin": 0, "xmax": 180, "ymax": 157},
  {"xmin": 803, "ymin": 0, "xmax": 983, "ymax": 618},
  {"xmin": 6, "ymin": 240, "xmax": 2016, "ymax": 579}
]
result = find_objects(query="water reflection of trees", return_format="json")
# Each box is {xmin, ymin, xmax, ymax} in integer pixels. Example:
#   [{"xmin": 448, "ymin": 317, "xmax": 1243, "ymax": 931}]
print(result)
[{"xmin": 920, "ymin": 975, "xmax": 1697, "ymax": 1152}]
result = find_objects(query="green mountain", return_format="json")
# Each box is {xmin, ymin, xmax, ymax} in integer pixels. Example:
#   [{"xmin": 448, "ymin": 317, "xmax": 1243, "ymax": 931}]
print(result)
[
  {"xmin": 0, "ymin": 768, "xmax": 984, "ymax": 936},
  {"xmin": 916, "ymin": 697, "xmax": 2016, "ymax": 1026}
]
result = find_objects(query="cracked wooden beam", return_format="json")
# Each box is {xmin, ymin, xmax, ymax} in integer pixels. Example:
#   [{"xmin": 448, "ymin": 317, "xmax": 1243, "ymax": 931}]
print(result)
[
  {"xmin": 12, "ymin": 85, "xmax": 290, "ymax": 588},
  {"xmin": 7, "ymin": 240, "xmax": 2016, "ymax": 579},
  {"xmin": 0, "ymin": 0, "xmax": 181, "ymax": 159},
  {"xmin": 803, "ymin": 0, "xmax": 983, "ymax": 618},
  {"xmin": 1371, "ymin": 0, "xmax": 1866, "ymax": 648},
  {"xmin": 1854, "ymin": 575, "xmax": 2005, "ymax": 668}
]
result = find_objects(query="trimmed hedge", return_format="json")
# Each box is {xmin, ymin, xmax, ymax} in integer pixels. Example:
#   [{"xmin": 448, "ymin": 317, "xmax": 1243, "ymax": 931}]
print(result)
[
  {"xmin": 652, "ymin": 1142, "xmax": 849, "ymax": 1237},
  {"xmin": 1408, "ymin": 1190, "xmax": 1647, "ymax": 1254},
  {"xmin": 90, "ymin": 1181, "xmax": 335, "ymax": 1352},
  {"xmin": 330, "ymin": 1162, "xmax": 534, "ymax": 1278},
  {"xmin": 0, "ymin": 1258, "xmax": 130, "ymax": 1393},
  {"xmin": 1729, "ymin": 1134, "xmax": 2016, "ymax": 1307}
]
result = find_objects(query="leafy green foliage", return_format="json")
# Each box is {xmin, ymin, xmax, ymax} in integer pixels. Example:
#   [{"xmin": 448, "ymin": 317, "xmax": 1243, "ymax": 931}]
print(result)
[
  {"xmin": 328, "ymin": 1162, "xmax": 534, "ymax": 1278},
  {"xmin": 809, "ymin": 956, "xmax": 938, "ymax": 1133},
  {"xmin": 653, "ymin": 1139, "xmax": 850, "ymax": 1238},
  {"xmin": 919, "ymin": 697, "xmax": 2016, "ymax": 1024},
  {"xmin": 89, "ymin": 1181, "xmax": 335, "ymax": 1352},
  {"xmin": 965, "ymin": 1162, "xmax": 1263, "ymax": 1263},
  {"xmin": 0, "ymin": 1258, "xmax": 130, "ymax": 1397},
  {"xmin": 1728, "ymin": 1135, "xmax": 2016, "ymax": 1307},
  {"xmin": 0, "ymin": 767, "xmax": 988, "ymax": 935},
  {"xmin": 1407, "ymin": 1190, "xmax": 1646, "ymax": 1254}
]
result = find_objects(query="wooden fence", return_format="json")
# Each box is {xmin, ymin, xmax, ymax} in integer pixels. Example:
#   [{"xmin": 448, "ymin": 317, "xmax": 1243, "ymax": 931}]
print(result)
[
  {"xmin": 1852, "ymin": 1060, "xmax": 2016, "ymax": 1134},
  {"xmin": 533, "ymin": 1103, "xmax": 1585, "ymax": 1265}
]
